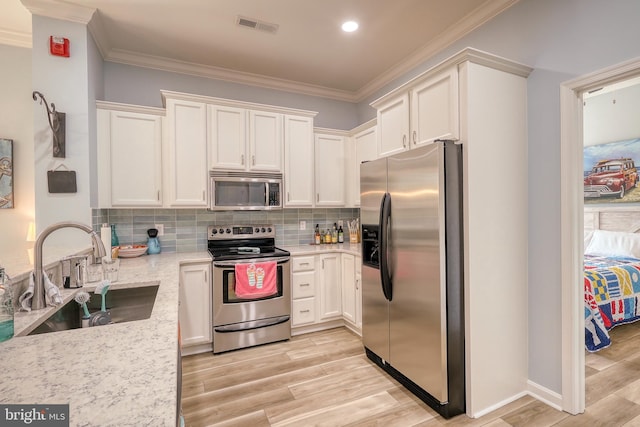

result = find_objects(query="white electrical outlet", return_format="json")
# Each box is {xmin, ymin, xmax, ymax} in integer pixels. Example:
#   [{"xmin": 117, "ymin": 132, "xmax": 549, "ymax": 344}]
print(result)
[
  {"xmin": 338, "ymin": 220, "xmax": 344, "ymax": 227},
  {"xmin": 299, "ymin": 220, "xmax": 306, "ymax": 230},
  {"xmin": 155, "ymin": 224, "xmax": 164, "ymax": 236}
]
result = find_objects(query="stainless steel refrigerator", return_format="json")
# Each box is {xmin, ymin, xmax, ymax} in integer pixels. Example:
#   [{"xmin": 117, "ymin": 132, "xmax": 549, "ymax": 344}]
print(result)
[{"xmin": 360, "ymin": 141, "xmax": 465, "ymax": 418}]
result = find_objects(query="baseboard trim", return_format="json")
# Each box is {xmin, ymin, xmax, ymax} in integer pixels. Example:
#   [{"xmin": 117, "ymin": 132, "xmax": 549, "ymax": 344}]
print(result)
[{"xmin": 527, "ymin": 380, "xmax": 563, "ymax": 411}]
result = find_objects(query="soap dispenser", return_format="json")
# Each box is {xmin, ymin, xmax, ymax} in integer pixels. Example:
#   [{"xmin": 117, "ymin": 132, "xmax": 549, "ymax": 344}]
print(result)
[{"xmin": 147, "ymin": 228, "xmax": 161, "ymax": 254}]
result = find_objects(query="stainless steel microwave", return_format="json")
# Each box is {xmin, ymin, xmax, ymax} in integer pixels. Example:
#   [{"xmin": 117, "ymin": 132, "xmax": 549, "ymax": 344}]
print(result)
[{"xmin": 208, "ymin": 171, "xmax": 282, "ymax": 210}]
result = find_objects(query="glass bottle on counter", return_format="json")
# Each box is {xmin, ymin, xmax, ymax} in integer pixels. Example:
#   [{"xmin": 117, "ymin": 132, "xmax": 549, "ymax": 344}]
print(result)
[
  {"xmin": 331, "ymin": 223, "xmax": 338, "ymax": 244},
  {"xmin": 338, "ymin": 225, "xmax": 344, "ymax": 243},
  {"xmin": 324, "ymin": 229, "xmax": 331, "ymax": 244},
  {"xmin": 314, "ymin": 224, "xmax": 321, "ymax": 245}
]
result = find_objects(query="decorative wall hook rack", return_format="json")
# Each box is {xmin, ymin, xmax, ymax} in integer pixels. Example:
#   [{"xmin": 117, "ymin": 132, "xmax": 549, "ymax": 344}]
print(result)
[{"xmin": 32, "ymin": 91, "xmax": 66, "ymax": 158}]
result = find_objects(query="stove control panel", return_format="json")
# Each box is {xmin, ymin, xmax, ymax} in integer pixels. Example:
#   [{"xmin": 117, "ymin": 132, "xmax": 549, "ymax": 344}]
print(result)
[{"xmin": 208, "ymin": 224, "xmax": 275, "ymax": 240}]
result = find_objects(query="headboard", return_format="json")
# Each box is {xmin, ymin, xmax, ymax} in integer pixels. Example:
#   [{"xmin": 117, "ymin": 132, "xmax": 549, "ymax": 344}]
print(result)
[{"xmin": 585, "ymin": 207, "xmax": 640, "ymax": 234}]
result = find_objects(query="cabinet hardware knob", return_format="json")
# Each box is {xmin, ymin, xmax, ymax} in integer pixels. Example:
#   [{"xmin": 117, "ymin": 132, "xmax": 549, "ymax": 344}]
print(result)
[
  {"xmin": 300, "ymin": 283, "xmax": 309, "ymax": 286},
  {"xmin": 402, "ymin": 135, "xmax": 407, "ymax": 148},
  {"xmin": 252, "ymin": 155, "xmax": 255, "ymax": 165},
  {"xmin": 413, "ymin": 131, "xmax": 417, "ymax": 145},
  {"xmin": 300, "ymin": 309, "xmax": 310, "ymax": 313},
  {"xmin": 157, "ymin": 190, "xmax": 160, "ymax": 201},
  {"xmin": 241, "ymin": 154, "xmax": 245, "ymax": 165},
  {"xmin": 317, "ymin": 193, "xmax": 320, "ymax": 202},
  {"xmin": 287, "ymin": 192, "xmax": 290, "ymax": 202}
]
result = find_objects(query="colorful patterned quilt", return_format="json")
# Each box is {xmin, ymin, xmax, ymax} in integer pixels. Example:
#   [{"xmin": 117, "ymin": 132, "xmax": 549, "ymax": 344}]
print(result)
[{"xmin": 584, "ymin": 254, "xmax": 640, "ymax": 351}]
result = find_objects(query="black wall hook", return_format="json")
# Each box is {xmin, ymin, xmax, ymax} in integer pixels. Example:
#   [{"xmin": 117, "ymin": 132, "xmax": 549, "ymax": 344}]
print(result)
[{"xmin": 32, "ymin": 91, "xmax": 66, "ymax": 158}]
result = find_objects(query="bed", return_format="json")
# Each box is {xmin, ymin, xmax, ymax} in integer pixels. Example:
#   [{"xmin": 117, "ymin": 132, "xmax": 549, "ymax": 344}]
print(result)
[{"xmin": 584, "ymin": 224, "xmax": 640, "ymax": 352}]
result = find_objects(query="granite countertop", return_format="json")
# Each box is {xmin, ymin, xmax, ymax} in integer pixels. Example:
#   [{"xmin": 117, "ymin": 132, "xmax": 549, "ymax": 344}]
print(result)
[
  {"xmin": 0, "ymin": 251, "xmax": 211, "ymax": 427},
  {"xmin": 282, "ymin": 242, "xmax": 362, "ymax": 257}
]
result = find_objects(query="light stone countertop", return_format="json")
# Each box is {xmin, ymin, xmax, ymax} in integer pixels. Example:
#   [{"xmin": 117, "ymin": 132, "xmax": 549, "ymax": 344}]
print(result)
[
  {"xmin": 282, "ymin": 242, "xmax": 362, "ymax": 257},
  {"xmin": 0, "ymin": 251, "xmax": 211, "ymax": 427}
]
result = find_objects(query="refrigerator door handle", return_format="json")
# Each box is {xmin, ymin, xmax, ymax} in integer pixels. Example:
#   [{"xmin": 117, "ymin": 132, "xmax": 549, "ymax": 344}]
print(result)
[{"xmin": 379, "ymin": 192, "xmax": 393, "ymax": 301}]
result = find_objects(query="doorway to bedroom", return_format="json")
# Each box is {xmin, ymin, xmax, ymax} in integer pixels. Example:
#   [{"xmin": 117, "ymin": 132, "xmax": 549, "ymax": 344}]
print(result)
[
  {"xmin": 561, "ymin": 61, "xmax": 640, "ymax": 415},
  {"xmin": 582, "ymin": 76, "xmax": 640, "ymax": 409}
]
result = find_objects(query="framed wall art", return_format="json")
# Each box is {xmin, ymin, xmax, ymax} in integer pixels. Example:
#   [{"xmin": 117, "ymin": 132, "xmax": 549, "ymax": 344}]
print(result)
[
  {"xmin": 0, "ymin": 138, "xmax": 13, "ymax": 209},
  {"xmin": 584, "ymin": 137, "xmax": 640, "ymax": 204}
]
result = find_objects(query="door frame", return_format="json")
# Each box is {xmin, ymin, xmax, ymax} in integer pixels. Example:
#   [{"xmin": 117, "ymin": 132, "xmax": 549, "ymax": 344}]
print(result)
[{"xmin": 561, "ymin": 56, "xmax": 640, "ymax": 414}]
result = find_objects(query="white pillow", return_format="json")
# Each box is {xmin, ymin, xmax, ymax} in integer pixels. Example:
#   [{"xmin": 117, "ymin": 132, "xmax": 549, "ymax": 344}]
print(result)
[
  {"xmin": 585, "ymin": 229, "xmax": 640, "ymax": 258},
  {"xmin": 584, "ymin": 230, "xmax": 594, "ymax": 248}
]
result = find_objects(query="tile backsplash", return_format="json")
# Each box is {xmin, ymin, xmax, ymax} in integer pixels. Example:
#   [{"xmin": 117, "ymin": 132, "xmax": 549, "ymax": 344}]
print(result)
[{"xmin": 92, "ymin": 208, "xmax": 359, "ymax": 253}]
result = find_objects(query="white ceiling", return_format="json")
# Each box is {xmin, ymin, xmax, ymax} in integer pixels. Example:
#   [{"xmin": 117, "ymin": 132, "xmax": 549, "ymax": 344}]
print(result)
[{"xmin": 1, "ymin": 0, "xmax": 518, "ymax": 101}]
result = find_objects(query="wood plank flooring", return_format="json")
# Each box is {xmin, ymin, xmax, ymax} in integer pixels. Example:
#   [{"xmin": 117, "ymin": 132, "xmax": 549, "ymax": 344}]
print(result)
[{"xmin": 181, "ymin": 324, "xmax": 640, "ymax": 426}]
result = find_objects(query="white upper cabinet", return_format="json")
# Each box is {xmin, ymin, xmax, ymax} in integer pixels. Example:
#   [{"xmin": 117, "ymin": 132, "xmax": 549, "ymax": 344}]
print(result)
[
  {"xmin": 374, "ymin": 68, "xmax": 459, "ymax": 158},
  {"xmin": 352, "ymin": 124, "xmax": 377, "ymax": 207},
  {"xmin": 164, "ymin": 97, "xmax": 208, "ymax": 207},
  {"xmin": 208, "ymin": 105, "xmax": 246, "ymax": 170},
  {"xmin": 96, "ymin": 102, "xmax": 164, "ymax": 208},
  {"xmin": 314, "ymin": 132, "xmax": 345, "ymax": 207},
  {"xmin": 249, "ymin": 110, "xmax": 282, "ymax": 172},
  {"xmin": 376, "ymin": 93, "xmax": 410, "ymax": 158},
  {"xmin": 410, "ymin": 67, "xmax": 459, "ymax": 147},
  {"xmin": 284, "ymin": 115, "xmax": 315, "ymax": 207},
  {"xmin": 208, "ymin": 105, "xmax": 282, "ymax": 172}
]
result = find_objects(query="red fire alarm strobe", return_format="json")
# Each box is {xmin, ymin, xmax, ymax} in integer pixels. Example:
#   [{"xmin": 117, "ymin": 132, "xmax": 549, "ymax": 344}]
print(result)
[{"xmin": 49, "ymin": 36, "xmax": 70, "ymax": 57}]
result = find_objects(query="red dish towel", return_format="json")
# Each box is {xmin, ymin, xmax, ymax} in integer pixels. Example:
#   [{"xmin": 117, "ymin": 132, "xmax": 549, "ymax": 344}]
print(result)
[{"xmin": 234, "ymin": 261, "xmax": 278, "ymax": 299}]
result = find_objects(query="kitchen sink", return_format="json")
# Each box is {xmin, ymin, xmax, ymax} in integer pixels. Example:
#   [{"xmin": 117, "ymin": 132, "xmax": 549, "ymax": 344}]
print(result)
[{"xmin": 27, "ymin": 284, "xmax": 159, "ymax": 336}]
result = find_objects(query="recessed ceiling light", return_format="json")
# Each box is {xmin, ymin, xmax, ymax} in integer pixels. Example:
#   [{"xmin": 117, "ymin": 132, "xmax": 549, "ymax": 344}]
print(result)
[{"xmin": 342, "ymin": 21, "xmax": 359, "ymax": 32}]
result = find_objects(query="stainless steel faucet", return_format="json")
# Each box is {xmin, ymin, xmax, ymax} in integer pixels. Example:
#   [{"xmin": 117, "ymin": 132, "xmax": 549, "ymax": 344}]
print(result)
[{"xmin": 33, "ymin": 221, "xmax": 107, "ymax": 310}]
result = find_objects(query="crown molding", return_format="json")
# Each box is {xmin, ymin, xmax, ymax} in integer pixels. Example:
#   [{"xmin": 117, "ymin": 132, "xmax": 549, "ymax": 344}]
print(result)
[
  {"xmin": 86, "ymin": 10, "xmax": 110, "ymax": 60},
  {"xmin": 0, "ymin": 28, "xmax": 31, "ymax": 48},
  {"xmin": 107, "ymin": 48, "xmax": 358, "ymax": 103},
  {"xmin": 354, "ymin": 0, "xmax": 519, "ymax": 102},
  {"xmin": 21, "ymin": 0, "xmax": 96, "ymax": 24}
]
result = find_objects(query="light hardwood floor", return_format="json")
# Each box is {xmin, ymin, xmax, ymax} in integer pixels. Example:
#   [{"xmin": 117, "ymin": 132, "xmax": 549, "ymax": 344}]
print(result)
[{"xmin": 181, "ymin": 324, "xmax": 640, "ymax": 426}]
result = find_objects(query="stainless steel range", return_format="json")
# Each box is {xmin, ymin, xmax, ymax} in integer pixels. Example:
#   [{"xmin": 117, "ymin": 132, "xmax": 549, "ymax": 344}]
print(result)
[{"xmin": 208, "ymin": 224, "xmax": 291, "ymax": 353}]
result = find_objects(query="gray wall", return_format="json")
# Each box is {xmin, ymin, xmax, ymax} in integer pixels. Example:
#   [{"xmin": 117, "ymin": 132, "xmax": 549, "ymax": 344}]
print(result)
[
  {"xmin": 100, "ymin": 0, "xmax": 640, "ymax": 395},
  {"xmin": 103, "ymin": 62, "xmax": 360, "ymax": 130},
  {"xmin": 0, "ymin": 45, "xmax": 33, "ymax": 253}
]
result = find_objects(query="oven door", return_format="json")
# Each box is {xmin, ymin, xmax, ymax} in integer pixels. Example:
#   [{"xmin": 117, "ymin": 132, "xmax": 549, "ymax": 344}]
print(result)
[{"xmin": 212, "ymin": 256, "xmax": 290, "ymax": 328}]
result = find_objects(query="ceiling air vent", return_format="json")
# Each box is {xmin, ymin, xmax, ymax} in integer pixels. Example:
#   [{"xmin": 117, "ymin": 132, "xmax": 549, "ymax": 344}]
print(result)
[{"xmin": 236, "ymin": 16, "xmax": 279, "ymax": 34}]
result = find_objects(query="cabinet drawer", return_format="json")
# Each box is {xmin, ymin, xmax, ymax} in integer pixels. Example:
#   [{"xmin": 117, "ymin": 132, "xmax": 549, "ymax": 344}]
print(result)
[
  {"xmin": 292, "ymin": 256, "xmax": 315, "ymax": 272},
  {"xmin": 292, "ymin": 271, "xmax": 315, "ymax": 299},
  {"xmin": 292, "ymin": 298, "xmax": 316, "ymax": 326}
]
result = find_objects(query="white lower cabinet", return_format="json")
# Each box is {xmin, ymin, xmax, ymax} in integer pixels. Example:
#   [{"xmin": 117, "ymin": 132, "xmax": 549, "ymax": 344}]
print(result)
[
  {"xmin": 317, "ymin": 253, "xmax": 341, "ymax": 321},
  {"xmin": 291, "ymin": 256, "xmax": 316, "ymax": 327},
  {"xmin": 341, "ymin": 254, "xmax": 362, "ymax": 333},
  {"xmin": 290, "ymin": 252, "xmax": 361, "ymax": 333},
  {"xmin": 179, "ymin": 262, "xmax": 212, "ymax": 351}
]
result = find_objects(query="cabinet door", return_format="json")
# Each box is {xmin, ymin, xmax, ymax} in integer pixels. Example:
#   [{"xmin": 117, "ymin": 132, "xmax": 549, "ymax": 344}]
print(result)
[
  {"xmin": 165, "ymin": 99, "xmax": 208, "ymax": 207},
  {"xmin": 341, "ymin": 254, "xmax": 356, "ymax": 324},
  {"xmin": 377, "ymin": 93, "xmax": 409, "ymax": 158},
  {"xmin": 353, "ymin": 126, "xmax": 377, "ymax": 206},
  {"xmin": 314, "ymin": 133, "xmax": 345, "ymax": 206},
  {"xmin": 410, "ymin": 67, "xmax": 459, "ymax": 147},
  {"xmin": 179, "ymin": 263, "xmax": 212, "ymax": 347},
  {"xmin": 318, "ymin": 253, "xmax": 341, "ymax": 320},
  {"xmin": 208, "ymin": 105, "xmax": 246, "ymax": 170},
  {"xmin": 284, "ymin": 115, "xmax": 314, "ymax": 207},
  {"xmin": 250, "ymin": 110, "xmax": 283, "ymax": 172},
  {"xmin": 97, "ymin": 109, "xmax": 163, "ymax": 207}
]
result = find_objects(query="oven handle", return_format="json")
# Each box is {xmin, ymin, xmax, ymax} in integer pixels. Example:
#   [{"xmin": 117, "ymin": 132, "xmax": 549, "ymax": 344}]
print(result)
[
  {"xmin": 213, "ymin": 256, "xmax": 290, "ymax": 267},
  {"xmin": 214, "ymin": 315, "xmax": 290, "ymax": 333}
]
